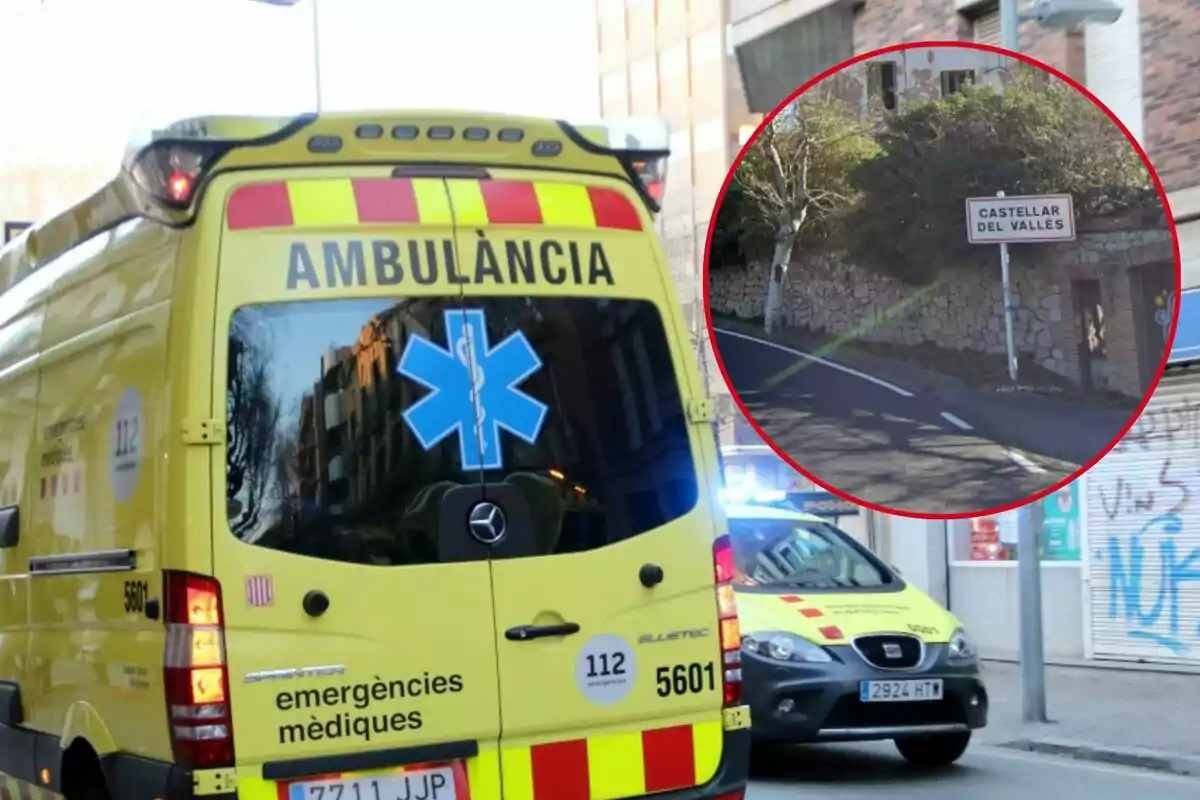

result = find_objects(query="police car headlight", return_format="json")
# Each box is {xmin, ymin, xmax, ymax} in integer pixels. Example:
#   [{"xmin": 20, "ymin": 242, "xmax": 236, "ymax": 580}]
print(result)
[
  {"xmin": 947, "ymin": 628, "xmax": 978, "ymax": 663},
  {"xmin": 743, "ymin": 631, "xmax": 833, "ymax": 664}
]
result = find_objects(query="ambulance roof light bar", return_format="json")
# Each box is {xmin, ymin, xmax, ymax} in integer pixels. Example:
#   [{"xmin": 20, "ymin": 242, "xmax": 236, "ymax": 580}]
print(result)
[{"xmin": 563, "ymin": 117, "xmax": 670, "ymax": 214}]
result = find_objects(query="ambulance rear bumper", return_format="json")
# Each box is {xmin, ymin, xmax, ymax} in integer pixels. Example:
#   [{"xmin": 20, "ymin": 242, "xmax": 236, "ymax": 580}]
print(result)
[
  {"xmin": 122, "ymin": 726, "xmax": 752, "ymax": 800},
  {"xmin": 646, "ymin": 725, "xmax": 751, "ymax": 800}
]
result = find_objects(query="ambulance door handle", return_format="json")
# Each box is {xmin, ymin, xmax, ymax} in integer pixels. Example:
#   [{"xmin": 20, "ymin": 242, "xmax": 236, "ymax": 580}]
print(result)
[{"xmin": 505, "ymin": 622, "xmax": 581, "ymax": 641}]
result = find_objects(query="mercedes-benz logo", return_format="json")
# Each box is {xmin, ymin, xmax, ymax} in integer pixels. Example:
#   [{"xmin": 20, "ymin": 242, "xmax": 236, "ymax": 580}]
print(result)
[{"xmin": 468, "ymin": 501, "xmax": 507, "ymax": 545}]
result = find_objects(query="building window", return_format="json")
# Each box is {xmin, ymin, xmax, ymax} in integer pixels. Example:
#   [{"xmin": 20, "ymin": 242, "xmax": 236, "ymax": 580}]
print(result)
[
  {"xmin": 972, "ymin": 4, "xmax": 1002, "ymax": 46},
  {"xmin": 867, "ymin": 61, "xmax": 898, "ymax": 111},
  {"xmin": 631, "ymin": 55, "xmax": 657, "ymax": 93},
  {"xmin": 659, "ymin": 41, "xmax": 689, "ymax": 99},
  {"xmin": 601, "ymin": 70, "xmax": 629, "ymax": 111},
  {"xmin": 693, "ymin": 118, "xmax": 724, "ymax": 153},
  {"xmin": 659, "ymin": 41, "xmax": 688, "ymax": 79},
  {"xmin": 626, "ymin": 0, "xmax": 656, "ymax": 27},
  {"xmin": 668, "ymin": 128, "xmax": 691, "ymax": 162},
  {"xmin": 658, "ymin": 0, "xmax": 685, "ymax": 21},
  {"xmin": 689, "ymin": 27, "xmax": 721, "ymax": 64},
  {"xmin": 941, "ymin": 70, "xmax": 975, "ymax": 96}
]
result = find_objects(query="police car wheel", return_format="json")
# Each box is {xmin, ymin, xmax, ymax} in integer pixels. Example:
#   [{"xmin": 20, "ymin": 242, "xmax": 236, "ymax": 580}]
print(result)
[{"xmin": 893, "ymin": 732, "xmax": 971, "ymax": 767}]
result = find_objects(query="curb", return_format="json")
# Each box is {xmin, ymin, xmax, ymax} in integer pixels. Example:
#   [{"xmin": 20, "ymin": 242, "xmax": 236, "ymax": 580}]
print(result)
[{"xmin": 999, "ymin": 738, "xmax": 1200, "ymax": 777}]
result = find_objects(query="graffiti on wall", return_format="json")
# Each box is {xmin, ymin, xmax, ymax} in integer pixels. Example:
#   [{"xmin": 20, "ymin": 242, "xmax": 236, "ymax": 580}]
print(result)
[
  {"xmin": 1093, "ymin": 402, "xmax": 1200, "ymax": 657},
  {"xmin": 1099, "ymin": 513, "xmax": 1200, "ymax": 655}
]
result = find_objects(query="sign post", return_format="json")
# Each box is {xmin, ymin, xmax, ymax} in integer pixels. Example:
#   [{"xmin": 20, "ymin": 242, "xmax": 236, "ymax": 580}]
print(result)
[
  {"xmin": 965, "ymin": 190, "xmax": 1075, "ymax": 725},
  {"xmin": 965, "ymin": 191, "xmax": 1077, "ymax": 383},
  {"xmin": 997, "ymin": 192, "xmax": 1018, "ymax": 380},
  {"xmin": 1017, "ymin": 501, "xmax": 1048, "ymax": 723}
]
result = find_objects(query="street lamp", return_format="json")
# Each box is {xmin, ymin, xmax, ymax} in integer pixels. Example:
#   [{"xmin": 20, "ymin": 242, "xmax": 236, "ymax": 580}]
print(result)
[
  {"xmin": 248, "ymin": 0, "xmax": 322, "ymax": 110},
  {"xmin": 997, "ymin": 0, "xmax": 1124, "ymax": 727},
  {"xmin": 1001, "ymin": 0, "xmax": 1124, "ymax": 50}
]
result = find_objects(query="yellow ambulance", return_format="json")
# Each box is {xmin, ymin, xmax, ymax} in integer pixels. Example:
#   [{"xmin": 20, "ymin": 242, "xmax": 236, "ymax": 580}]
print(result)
[{"xmin": 0, "ymin": 111, "xmax": 750, "ymax": 800}]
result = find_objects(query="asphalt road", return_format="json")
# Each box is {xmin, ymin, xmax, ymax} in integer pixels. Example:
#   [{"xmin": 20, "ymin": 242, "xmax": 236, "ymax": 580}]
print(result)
[
  {"xmin": 714, "ymin": 327, "xmax": 1080, "ymax": 514},
  {"xmin": 747, "ymin": 741, "xmax": 1200, "ymax": 799}
]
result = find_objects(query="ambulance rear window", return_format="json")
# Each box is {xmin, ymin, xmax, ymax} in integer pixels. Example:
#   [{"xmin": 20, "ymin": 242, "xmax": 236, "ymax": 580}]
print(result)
[{"xmin": 224, "ymin": 297, "xmax": 699, "ymax": 564}]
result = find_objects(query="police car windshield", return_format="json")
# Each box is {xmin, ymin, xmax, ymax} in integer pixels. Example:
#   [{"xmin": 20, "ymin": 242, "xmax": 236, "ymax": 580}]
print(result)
[{"xmin": 726, "ymin": 517, "xmax": 892, "ymax": 590}]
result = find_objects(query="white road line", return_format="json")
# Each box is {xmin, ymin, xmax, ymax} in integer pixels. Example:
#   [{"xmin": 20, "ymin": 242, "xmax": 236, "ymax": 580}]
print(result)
[
  {"xmin": 1006, "ymin": 448, "xmax": 1048, "ymax": 474},
  {"xmin": 941, "ymin": 411, "xmax": 973, "ymax": 431},
  {"xmin": 714, "ymin": 327, "xmax": 915, "ymax": 398}
]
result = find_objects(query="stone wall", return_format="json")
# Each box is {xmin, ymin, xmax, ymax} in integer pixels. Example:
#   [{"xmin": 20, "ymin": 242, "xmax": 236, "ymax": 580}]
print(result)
[{"xmin": 708, "ymin": 223, "xmax": 1173, "ymax": 395}]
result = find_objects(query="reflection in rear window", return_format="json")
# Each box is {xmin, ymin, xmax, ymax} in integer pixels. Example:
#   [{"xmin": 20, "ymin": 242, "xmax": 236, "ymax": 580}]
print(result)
[{"xmin": 225, "ymin": 297, "xmax": 698, "ymax": 565}]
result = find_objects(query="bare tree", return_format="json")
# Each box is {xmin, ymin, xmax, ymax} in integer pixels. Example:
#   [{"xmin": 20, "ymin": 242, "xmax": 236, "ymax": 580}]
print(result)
[{"xmin": 734, "ymin": 88, "xmax": 878, "ymax": 333}]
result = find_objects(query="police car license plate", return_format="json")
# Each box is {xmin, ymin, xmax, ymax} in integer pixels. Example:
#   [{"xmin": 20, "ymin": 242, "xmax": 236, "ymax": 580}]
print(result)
[
  {"xmin": 288, "ymin": 766, "xmax": 456, "ymax": 800},
  {"xmin": 860, "ymin": 679, "xmax": 943, "ymax": 702}
]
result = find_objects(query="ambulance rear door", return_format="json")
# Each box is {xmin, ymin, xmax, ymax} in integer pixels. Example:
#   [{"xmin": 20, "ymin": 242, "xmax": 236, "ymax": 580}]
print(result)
[
  {"xmin": 442, "ymin": 171, "xmax": 730, "ymax": 799},
  {"xmin": 208, "ymin": 169, "xmax": 502, "ymax": 798}
]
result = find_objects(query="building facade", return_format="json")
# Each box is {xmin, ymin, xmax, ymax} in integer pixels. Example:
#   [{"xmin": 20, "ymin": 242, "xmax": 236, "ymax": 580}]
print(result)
[
  {"xmin": 595, "ymin": 0, "xmax": 763, "ymax": 443},
  {"xmin": 0, "ymin": 157, "xmax": 111, "ymax": 247},
  {"xmin": 729, "ymin": 0, "xmax": 1198, "ymax": 291}
]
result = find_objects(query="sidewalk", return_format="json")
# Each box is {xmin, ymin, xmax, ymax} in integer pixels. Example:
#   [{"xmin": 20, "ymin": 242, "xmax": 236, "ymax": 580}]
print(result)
[
  {"xmin": 711, "ymin": 316, "xmax": 1131, "ymax": 467},
  {"xmin": 975, "ymin": 659, "xmax": 1200, "ymax": 776}
]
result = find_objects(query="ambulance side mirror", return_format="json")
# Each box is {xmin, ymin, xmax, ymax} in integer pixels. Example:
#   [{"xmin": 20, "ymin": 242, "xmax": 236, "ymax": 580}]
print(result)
[{"xmin": 0, "ymin": 506, "xmax": 18, "ymax": 548}]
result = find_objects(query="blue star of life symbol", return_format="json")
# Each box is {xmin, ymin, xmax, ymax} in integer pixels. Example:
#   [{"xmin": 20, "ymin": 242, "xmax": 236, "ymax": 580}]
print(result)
[{"xmin": 397, "ymin": 308, "xmax": 548, "ymax": 471}]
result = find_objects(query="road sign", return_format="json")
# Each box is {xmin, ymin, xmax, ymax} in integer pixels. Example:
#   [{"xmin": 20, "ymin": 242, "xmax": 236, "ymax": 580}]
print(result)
[
  {"xmin": 965, "ymin": 193, "xmax": 1076, "ymax": 244},
  {"xmin": 1170, "ymin": 289, "xmax": 1200, "ymax": 364},
  {"xmin": 3, "ymin": 222, "xmax": 31, "ymax": 244}
]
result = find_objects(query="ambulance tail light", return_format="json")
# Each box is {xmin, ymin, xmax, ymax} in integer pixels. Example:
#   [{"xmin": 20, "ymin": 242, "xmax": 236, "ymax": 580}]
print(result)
[
  {"xmin": 713, "ymin": 535, "xmax": 742, "ymax": 706},
  {"xmin": 163, "ymin": 571, "xmax": 235, "ymax": 768},
  {"xmin": 128, "ymin": 141, "xmax": 228, "ymax": 209},
  {"xmin": 564, "ymin": 117, "xmax": 670, "ymax": 214},
  {"xmin": 123, "ymin": 113, "xmax": 315, "ymax": 212}
]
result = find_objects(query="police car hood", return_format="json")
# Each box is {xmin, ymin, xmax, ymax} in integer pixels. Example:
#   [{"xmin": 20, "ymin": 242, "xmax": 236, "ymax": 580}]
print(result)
[{"xmin": 735, "ymin": 583, "xmax": 960, "ymax": 645}]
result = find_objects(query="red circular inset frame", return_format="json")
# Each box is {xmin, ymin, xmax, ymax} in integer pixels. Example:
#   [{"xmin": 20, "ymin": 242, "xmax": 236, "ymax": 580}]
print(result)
[{"xmin": 702, "ymin": 40, "xmax": 1181, "ymax": 520}]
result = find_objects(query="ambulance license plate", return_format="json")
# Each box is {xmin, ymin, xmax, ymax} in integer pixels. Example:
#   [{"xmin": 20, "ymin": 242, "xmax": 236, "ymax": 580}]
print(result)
[
  {"xmin": 860, "ymin": 679, "xmax": 943, "ymax": 702},
  {"xmin": 289, "ymin": 766, "xmax": 456, "ymax": 800}
]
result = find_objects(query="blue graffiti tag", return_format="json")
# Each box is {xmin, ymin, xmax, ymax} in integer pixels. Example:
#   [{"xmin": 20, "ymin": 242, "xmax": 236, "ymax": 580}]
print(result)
[
  {"xmin": 398, "ymin": 309, "xmax": 548, "ymax": 471},
  {"xmin": 1104, "ymin": 513, "xmax": 1200, "ymax": 655}
]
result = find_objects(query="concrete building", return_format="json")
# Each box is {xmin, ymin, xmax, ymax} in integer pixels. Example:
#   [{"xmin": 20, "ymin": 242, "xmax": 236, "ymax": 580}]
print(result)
[
  {"xmin": 595, "ymin": 0, "xmax": 762, "ymax": 442},
  {"xmin": 0, "ymin": 157, "xmax": 111, "ymax": 246}
]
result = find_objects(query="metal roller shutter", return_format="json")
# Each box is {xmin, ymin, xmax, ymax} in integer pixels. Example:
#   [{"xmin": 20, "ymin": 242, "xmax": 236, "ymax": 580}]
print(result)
[
  {"xmin": 1178, "ymin": 218, "xmax": 1200, "ymax": 290},
  {"xmin": 1085, "ymin": 366, "xmax": 1200, "ymax": 664},
  {"xmin": 973, "ymin": 7, "xmax": 1002, "ymax": 46}
]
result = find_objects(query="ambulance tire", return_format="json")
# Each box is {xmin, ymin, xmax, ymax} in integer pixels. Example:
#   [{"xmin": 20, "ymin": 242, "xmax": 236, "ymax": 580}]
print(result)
[
  {"xmin": 60, "ymin": 739, "xmax": 112, "ymax": 800},
  {"xmin": 894, "ymin": 731, "xmax": 971, "ymax": 768}
]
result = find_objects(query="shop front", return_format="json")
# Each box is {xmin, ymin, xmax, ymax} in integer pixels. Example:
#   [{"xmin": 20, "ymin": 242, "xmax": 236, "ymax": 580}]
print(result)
[
  {"xmin": 933, "ymin": 289, "xmax": 1200, "ymax": 668},
  {"xmin": 943, "ymin": 481, "xmax": 1089, "ymax": 662},
  {"xmin": 1079, "ymin": 288, "xmax": 1200, "ymax": 667}
]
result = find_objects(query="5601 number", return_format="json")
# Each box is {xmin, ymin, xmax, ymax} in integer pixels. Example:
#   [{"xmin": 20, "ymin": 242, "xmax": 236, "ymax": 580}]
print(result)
[{"xmin": 655, "ymin": 662, "xmax": 716, "ymax": 697}]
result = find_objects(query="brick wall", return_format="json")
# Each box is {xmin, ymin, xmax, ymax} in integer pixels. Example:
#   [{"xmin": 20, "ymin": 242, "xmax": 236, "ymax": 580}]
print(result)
[
  {"xmin": 1141, "ymin": 0, "xmax": 1200, "ymax": 193},
  {"xmin": 709, "ymin": 212, "xmax": 1173, "ymax": 399},
  {"xmin": 849, "ymin": 0, "xmax": 1200, "ymax": 193},
  {"xmin": 852, "ymin": 0, "xmax": 1084, "ymax": 83}
]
